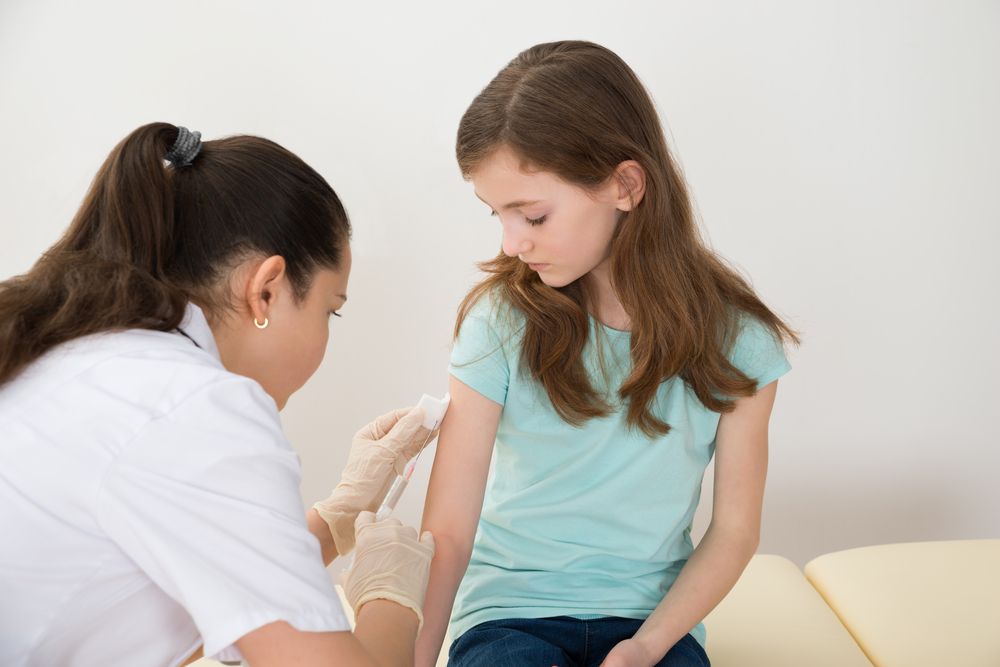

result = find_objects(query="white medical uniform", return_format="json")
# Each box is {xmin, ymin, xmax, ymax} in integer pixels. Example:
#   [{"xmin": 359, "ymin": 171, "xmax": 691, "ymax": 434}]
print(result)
[{"xmin": 0, "ymin": 304, "xmax": 349, "ymax": 666}]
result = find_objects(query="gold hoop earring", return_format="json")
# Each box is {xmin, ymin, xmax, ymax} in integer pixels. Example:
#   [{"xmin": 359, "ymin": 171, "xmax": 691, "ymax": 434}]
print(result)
[{"xmin": 254, "ymin": 317, "xmax": 269, "ymax": 329}]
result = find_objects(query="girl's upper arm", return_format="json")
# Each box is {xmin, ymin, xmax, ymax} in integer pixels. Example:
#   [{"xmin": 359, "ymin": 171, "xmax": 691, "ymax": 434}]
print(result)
[
  {"xmin": 710, "ymin": 380, "xmax": 779, "ymax": 544},
  {"xmin": 420, "ymin": 374, "xmax": 502, "ymax": 548}
]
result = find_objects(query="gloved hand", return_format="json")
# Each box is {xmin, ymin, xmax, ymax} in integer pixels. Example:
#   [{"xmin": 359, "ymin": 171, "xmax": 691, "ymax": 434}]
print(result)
[
  {"xmin": 343, "ymin": 512, "xmax": 435, "ymax": 631},
  {"xmin": 313, "ymin": 406, "xmax": 435, "ymax": 555}
]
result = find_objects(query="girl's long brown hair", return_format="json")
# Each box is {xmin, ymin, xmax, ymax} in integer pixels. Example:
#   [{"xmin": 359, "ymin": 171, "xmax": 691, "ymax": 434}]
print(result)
[
  {"xmin": 456, "ymin": 41, "xmax": 799, "ymax": 437},
  {"xmin": 0, "ymin": 122, "xmax": 350, "ymax": 387}
]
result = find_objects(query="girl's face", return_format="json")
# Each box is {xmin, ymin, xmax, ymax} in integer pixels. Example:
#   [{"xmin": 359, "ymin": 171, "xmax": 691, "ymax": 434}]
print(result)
[{"xmin": 470, "ymin": 145, "xmax": 625, "ymax": 288}]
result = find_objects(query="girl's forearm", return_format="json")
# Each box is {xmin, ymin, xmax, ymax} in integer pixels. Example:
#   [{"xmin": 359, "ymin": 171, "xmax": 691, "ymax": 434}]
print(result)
[
  {"xmin": 632, "ymin": 525, "xmax": 757, "ymax": 661},
  {"xmin": 414, "ymin": 536, "xmax": 472, "ymax": 667}
]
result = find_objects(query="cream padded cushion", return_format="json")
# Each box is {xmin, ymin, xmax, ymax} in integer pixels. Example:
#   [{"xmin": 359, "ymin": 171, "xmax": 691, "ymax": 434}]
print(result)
[
  {"xmin": 704, "ymin": 554, "xmax": 873, "ymax": 666},
  {"xmin": 804, "ymin": 539, "xmax": 1000, "ymax": 667}
]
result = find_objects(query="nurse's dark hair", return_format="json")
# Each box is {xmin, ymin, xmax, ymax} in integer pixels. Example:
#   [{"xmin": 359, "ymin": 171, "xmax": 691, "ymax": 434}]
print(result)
[{"xmin": 0, "ymin": 122, "xmax": 351, "ymax": 386}]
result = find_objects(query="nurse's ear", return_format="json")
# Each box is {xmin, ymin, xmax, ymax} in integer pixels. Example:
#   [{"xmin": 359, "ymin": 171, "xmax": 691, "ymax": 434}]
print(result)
[{"xmin": 244, "ymin": 255, "xmax": 288, "ymax": 329}]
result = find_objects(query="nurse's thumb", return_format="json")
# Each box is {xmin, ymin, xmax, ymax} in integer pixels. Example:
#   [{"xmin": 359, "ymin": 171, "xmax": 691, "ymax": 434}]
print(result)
[{"xmin": 354, "ymin": 510, "xmax": 376, "ymax": 533}]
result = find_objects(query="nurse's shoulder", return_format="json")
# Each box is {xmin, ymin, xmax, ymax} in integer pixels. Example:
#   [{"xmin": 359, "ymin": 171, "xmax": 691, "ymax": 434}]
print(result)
[{"xmin": 9, "ymin": 304, "xmax": 267, "ymax": 408}]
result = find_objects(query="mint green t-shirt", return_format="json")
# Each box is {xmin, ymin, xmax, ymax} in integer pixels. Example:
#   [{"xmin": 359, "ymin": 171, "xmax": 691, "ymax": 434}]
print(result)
[{"xmin": 447, "ymin": 297, "xmax": 791, "ymax": 648}]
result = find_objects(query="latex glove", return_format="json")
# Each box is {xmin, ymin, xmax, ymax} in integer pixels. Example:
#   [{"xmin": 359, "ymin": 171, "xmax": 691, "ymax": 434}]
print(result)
[
  {"xmin": 343, "ymin": 512, "xmax": 435, "ymax": 631},
  {"xmin": 313, "ymin": 406, "xmax": 435, "ymax": 555}
]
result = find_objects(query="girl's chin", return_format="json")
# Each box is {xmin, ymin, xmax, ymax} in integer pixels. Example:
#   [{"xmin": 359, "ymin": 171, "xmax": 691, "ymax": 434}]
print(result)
[{"xmin": 538, "ymin": 272, "xmax": 577, "ymax": 288}]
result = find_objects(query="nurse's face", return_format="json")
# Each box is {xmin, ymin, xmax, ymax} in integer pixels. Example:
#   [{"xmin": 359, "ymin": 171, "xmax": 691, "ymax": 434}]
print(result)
[{"xmin": 218, "ymin": 245, "xmax": 352, "ymax": 410}]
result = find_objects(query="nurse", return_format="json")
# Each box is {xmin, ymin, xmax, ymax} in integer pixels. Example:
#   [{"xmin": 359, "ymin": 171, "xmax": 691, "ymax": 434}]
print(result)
[{"xmin": 0, "ymin": 123, "xmax": 434, "ymax": 666}]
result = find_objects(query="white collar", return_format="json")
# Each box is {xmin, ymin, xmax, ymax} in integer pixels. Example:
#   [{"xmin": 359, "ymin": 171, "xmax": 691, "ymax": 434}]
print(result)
[{"xmin": 176, "ymin": 303, "xmax": 222, "ymax": 362}]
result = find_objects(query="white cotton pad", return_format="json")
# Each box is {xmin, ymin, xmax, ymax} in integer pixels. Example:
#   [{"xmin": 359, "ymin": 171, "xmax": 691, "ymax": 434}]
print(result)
[{"xmin": 416, "ymin": 392, "xmax": 450, "ymax": 430}]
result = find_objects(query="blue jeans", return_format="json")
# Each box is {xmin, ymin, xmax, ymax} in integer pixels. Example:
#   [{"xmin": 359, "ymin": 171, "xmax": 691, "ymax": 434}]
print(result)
[{"xmin": 448, "ymin": 616, "xmax": 710, "ymax": 667}]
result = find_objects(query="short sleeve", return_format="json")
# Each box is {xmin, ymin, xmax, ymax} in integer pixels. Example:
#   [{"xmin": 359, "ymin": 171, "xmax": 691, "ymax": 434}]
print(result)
[
  {"xmin": 448, "ymin": 298, "xmax": 512, "ymax": 406},
  {"xmin": 95, "ymin": 375, "xmax": 349, "ymax": 661},
  {"xmin": 729, "ymin": 315, "xmax": 792, "ymax": 389}
]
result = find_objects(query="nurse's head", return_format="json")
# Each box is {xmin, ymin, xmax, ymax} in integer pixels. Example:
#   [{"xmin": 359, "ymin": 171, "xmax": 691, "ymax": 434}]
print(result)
[{"xmin": 0, "ymin": 122, "xmax": 351, "ymax": 409}]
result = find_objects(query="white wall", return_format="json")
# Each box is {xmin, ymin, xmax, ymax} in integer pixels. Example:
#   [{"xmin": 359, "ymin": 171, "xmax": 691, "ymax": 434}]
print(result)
[{"xmin": 1, "ymin": 0, "xmax": 997, "ymax": 573}]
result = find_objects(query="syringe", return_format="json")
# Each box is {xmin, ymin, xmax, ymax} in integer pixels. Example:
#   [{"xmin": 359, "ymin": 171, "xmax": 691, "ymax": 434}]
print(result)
[{"xmin": 375, "ymin": 392, "xmax": 450, "ymax": 520}]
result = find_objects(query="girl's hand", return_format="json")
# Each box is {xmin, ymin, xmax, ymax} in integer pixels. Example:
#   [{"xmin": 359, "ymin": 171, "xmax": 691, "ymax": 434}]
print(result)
[{"xmin": 599, "ymin": 637, "xmax": 658, "ymax": 667}]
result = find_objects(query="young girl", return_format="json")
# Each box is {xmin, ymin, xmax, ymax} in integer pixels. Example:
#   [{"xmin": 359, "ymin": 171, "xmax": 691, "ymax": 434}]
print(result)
[{"xmin": 417, "ymin": 41, "xmax": 798, "ymax": 667}]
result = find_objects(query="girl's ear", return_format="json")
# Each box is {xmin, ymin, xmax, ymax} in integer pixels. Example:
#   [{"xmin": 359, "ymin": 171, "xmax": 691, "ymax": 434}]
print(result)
[{"xmin": 614, "ymin": 160, "xmax": 647, "ymax": 211}]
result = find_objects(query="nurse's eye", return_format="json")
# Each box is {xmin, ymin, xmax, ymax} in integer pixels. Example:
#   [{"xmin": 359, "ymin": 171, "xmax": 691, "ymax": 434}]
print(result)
[
  {"xmin": 525, "ymin": 215, "xmax": 547, "ymax": 226},
  {"xmin": 329, "ymin": 311, "xmax": 342, "ymax": 319}
]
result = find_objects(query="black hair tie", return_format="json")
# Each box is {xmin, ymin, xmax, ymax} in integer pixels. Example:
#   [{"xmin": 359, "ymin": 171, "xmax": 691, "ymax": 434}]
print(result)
[{"xmin": 165, "ymin": 126, "xmax": 202, "ymax": 167}]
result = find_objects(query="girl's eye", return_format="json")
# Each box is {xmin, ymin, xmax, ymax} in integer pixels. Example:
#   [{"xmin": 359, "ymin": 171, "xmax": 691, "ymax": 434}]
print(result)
[
  {"xmin": 489, "ymin": 210, "xmax": 546, "ymax": 226},
  {"xmin": 329, "ymin": 311, "xmax": 342, "ymax": 319}
]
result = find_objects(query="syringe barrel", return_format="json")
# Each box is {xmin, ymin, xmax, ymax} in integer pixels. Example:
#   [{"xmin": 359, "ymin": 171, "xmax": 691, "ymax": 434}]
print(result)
[{"xmin": 376, "ymin": 475, "xmax": 408, "ymax": 519}]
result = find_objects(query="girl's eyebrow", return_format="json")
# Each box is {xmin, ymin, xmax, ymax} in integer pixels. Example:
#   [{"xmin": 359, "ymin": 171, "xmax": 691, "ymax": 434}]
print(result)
[{"xmin": 474, "ymin": 192, "xmax": 543, "ymax": 211}]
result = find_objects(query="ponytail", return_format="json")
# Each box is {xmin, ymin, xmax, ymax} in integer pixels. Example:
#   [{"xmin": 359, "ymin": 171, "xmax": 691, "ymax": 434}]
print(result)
[{"xmin": 0, "ymin": 122, "xmax": 350, "ymax": 386}]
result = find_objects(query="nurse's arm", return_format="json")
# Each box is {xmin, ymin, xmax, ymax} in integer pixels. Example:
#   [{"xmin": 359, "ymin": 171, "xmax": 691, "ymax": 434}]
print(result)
[
  {"xmin": 236, "ymin": 599, "xmax": 419, "ymax": 666},
  {"xmin": 307, "ymin": 507, "xmax": 339, "ymax": 565},
  {"xmin": 602, "ymin": 380, "xmax": 778, "ymax": 666},
  {"xmin": 414, "ymin": 376, "xmax": 500, "ymax": 667}
]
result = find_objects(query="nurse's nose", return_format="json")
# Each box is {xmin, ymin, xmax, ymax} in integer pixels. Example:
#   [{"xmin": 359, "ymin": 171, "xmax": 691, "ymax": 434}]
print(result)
[{"xmin": 501, "ymin": 226, "xmax": 533, "ymax": 258}]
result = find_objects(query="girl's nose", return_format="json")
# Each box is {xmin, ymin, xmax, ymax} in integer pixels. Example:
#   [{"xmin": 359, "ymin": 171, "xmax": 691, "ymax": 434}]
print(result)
[{"xmin": 501, "ymin": 228, "xmax": 532, "ymax": 258}]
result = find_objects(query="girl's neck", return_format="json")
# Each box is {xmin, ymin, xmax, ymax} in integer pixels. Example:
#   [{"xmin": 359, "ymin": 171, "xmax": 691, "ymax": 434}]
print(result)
[{"xmin": 585, "ymin": 261, "xmax": 631, "ymax": 331}]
